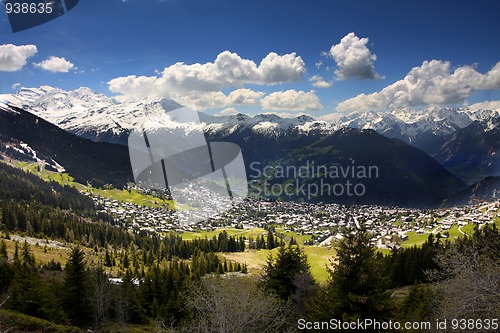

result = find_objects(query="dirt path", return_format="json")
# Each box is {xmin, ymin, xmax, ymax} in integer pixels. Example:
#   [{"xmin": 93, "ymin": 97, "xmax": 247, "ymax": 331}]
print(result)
[{"xmin": 8, "ymin": 234, "xmax": 68, "ymax": 250}]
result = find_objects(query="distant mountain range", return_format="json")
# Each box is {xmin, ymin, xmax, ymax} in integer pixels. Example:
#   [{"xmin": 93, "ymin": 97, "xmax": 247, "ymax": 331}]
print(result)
[
  {"xmin": 428, "ymin": 118, "xmax": 500, "ymax": 184},
  {"xmin": 2, "ymin": 86, "xmax": 497, "ymax": 144},
  {"xmin": 337, "ymin": 107, "xmax": 498, "ymax": 147},
  {"xmin": 1, "ymin": 86, "xmax": 339, "ymax": 145},
  {"xmin": 1, "ymin": 86, "xmax": 499, "ymax": 206},
  {"xmin": 337, "ymin": 108, "xmax": 500, "ymax": 184},
  {"xmin": 443, "ymin": 176, "xmax": 500, "ymax": 207}
]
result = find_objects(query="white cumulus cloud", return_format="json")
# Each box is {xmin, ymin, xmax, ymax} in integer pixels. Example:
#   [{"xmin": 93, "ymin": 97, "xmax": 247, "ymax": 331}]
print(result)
[
  {"xmin": 310, "ymin": 75, "xmax": 332, "ymax": 88},
  {"xmin": 0, "ymin": 44, "xmax": 37, "ymax": 72},
  {"xmin": 215, "ymin": 107, "xmax": 239, "ymax": 116},
  {"xmin": 261, "ymin": 90, "xmax": 322, "ymax": 111},
  {"xmin": 468, "ymin": 100, "xmax": 500, "ymax": 112},
  {"xmin": 177, "ymin": 89, "xmax": 264, "ymax": 111},
  {"xmin": 226, "ymin": 88, "xmax": 264, "ymax": 105},
  {"xmin": 11, "ymin": 83, "xmax": 22, "ymax": 90},
  {"xmin": 34, "ymin": 56, "xmax": 75, "ymax": 73},
  {"xmin": 337, "ymin": 60, "xmax": 500, "ymax": 112},
  {"xmin": 262, "ymin": 111, "xmax": 313, "ymax": 119},
  {"xmin": 108, "ymin": 50, "xmax": 306, "ymax": 102},
  {"xmin": 329, "ymin": 32, "xmax": 379, "ymax": 80},
  {"xmin": 319, "ymin": 113, "xmax": 345, "ymax": 123}
]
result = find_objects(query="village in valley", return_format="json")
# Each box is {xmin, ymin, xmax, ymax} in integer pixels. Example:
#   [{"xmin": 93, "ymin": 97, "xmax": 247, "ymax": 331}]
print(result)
[{"xmin": 90, "ymin": 186, "xmax": 500, "ymax": 250}]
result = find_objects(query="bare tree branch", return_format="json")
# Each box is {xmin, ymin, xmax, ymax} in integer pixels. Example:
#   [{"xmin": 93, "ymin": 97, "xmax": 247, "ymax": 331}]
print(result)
[{"xmin": 0, "ymin": 295, "xmax": 10, "ymax": 308}]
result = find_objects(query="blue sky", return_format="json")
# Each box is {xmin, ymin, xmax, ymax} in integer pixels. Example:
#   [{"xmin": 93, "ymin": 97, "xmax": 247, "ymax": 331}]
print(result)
[{"xmin": 1, "ymin": 0, "xmax": 499, "ymax": 118}]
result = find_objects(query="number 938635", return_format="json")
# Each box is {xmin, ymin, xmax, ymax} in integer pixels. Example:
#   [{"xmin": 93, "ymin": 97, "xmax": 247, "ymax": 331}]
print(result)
[{"xmin": 5, "ymin": 2, "xmax": 53, "ymax": 15}]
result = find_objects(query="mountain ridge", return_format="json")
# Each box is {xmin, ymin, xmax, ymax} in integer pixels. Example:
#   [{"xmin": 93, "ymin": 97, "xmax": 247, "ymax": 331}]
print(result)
[
  {"xmin": 429, "ymin": 118, "xmax": 500, "ymax": 184},
  {"xmin": 2, "ymin": 86, "xmax": 498, "ymax": 147},
  {"xmin": 0, "ymin": 103, "xmax": 133, "ymax": 188}
]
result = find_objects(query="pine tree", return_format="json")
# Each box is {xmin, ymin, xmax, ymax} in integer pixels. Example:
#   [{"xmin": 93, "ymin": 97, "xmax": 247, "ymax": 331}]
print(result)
[
  {"xmin": 123, "ymin": 252, "xmax": 130, "ymax": 269},
  {"xmin": 122, "ymin": 270, "xmax": 147, "ymax": 324},
  {"xmin": 63, "ymin": 247, "xmax": 91, "ymax": 326},
  {"xmin": 261, "ymin": 245, "xmax": 314, "ymax": 301},
  {"xmin": 0, "ymin": 238, "xmax": 7, "ymax": 259},
  {"xmin": 104, "ymin": 249, "xmax": 112, "ymax": 267},
  {"xmin": 260, "ymin": 235, "xmax": 266, "ymax": 249},
  {"xmin": 0, "ymin": 238, "xmax": 12, "ymax": 294},
  {"xmin": 13, "ymin": 241, "xmax": 20, "ymax": 266},
  {"xmin": 26, "ymin": 220, "xmax": 34, "ymax": 236},
  {"xmin": 267, "ymin": 230, "xmax": 275, "ymax": 249},
  {"xmin": 309, "ymin": 226, "xmax": 392, "ymax": 324},
  {"xmin": 21, "ymin": 241, "xmax": 36, "ymax": 267},
  {"xmin": 217, "ymin": 262, "xmax": 224, "ymax": 274}
]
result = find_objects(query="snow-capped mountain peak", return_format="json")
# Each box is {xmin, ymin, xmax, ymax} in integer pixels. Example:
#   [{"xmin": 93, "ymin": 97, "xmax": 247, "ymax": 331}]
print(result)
[
  {"xmin": 201, "ymin": 111, "xmax": 332, "ymax": 137},
  {"xmin": 2, "ymin": 86, "xmax": 498, "ymax": 148},
  {"xmin": 336, "ymin": 107, "xmax": 499, "ymax": 146},
  {"xmin": 1, "ymin": 86, "xmax": 188, "ymax": 142}
]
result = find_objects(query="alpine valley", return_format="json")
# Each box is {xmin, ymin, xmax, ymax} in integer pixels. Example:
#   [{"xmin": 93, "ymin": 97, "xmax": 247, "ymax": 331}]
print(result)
[{"xmin": 1, "ymin": 86, "xmax": 499, "ymax": 207}]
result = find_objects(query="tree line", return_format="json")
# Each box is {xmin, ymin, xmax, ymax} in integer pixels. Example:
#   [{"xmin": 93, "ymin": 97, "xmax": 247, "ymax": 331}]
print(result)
[{"xmin": 0, "ymin": 161, "xmax": 95, "ymax": 213}]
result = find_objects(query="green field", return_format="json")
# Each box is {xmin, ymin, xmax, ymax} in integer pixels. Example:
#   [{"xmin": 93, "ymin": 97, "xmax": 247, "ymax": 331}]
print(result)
[
  {"xmin": 221, "ymin": 245, "xmax": 335, "ymax": 283},
  {"xmin": 401, "ymin": 231, "xmax": 433, "ymax": 247},
  {"xmin": 0, "ymin": 310, "xmax": 84, "ymax": 333},
  {"xmin": 377, "ymin": 248, "xmax": 393, "ymax": 256},
  {"xmin": 399, "ymin": 221, "xmax": 492, "ymax": 247},
  {"xmin": 89, "ymin": 187, "xmax": 175, "ymax": 208},
  {"xmin": 447, "ymin": 224, "xmax": 462, "ymax": 238},
  {"xmin": 275, "ymin": 228, "xmax": 313, "ymax": 245},
  {"xmin": 182, "ymin": 227, "xmax": 333, "ymax": 282},
  {"xmin": 19, "ymin": 162, "xmax": 174, "ymax": 208},
  {"xmin": 181, "ymin": 227, "xmax": 313, "ymax": 246},
  {"xmin": 303, "ymin": 246, "xmax": 336, "ymax": 282},
  {"xmin": 461, "ymin": 222, "xmax": 476, "ymax": 235},
  {"xmin": 181, "ymin": 227, "xmax": 267, "ymax": 240}
]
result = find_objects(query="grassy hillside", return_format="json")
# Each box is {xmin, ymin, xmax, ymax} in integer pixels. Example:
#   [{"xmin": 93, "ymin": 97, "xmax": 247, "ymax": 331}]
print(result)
[
  {"xmin": 0, "ymin": 310, "xmax": 84, "ymax": 333},
  {"xmin": 19, "ymin": 161, "xmax": 174, "ymax": 209}
]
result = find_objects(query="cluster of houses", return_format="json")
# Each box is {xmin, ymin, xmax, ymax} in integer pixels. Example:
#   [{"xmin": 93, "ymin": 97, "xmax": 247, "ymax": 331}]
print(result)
[
  {"xmin": 92, "ymin": 196, "xmax": 178, "ymax": 233},
  {"xmin": 92, "ymin": 192, "xmax": 499, "ymax": 249}
]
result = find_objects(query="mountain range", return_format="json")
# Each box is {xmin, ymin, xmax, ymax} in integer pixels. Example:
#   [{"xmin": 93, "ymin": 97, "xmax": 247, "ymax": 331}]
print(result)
[
  {"xmin": 337, "ymin": 107, "xmax": 498, "ymax": 147},
  {"xmin": 2, "ymin": 87, "xmax": 498, "ymax": 150},
  {"xmin": 428, "ymin": 118, "xmax": 500, "ymax": 184},
  {"xmin": 1, "ymin": 86, "xmax": 499, "ymax": 206}
]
